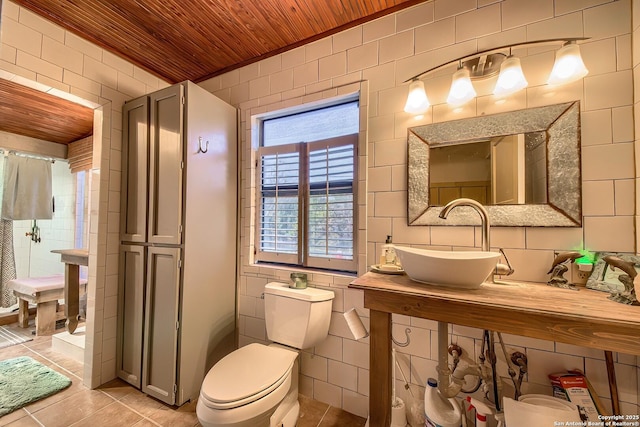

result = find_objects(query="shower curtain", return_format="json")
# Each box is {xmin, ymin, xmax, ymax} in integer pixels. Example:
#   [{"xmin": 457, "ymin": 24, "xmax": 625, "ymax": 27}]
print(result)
[
  {"xmin": 1, "ymin": 155, "xmax": 53, "ymax": 220},
  {"xmin": 0, "ymin": 155, "xmax": 16, "ymax": 307},
  {"xmin": 0, "ymin": 219, "xmax": 16, "ymax": 307},
  {"xmin": 0, "ymin": 154, "xmax": 49, "ymax": 307}
]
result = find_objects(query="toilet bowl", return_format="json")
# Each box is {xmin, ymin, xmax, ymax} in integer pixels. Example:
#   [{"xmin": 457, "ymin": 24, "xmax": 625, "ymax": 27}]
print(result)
[
  {"xmin": 196, "ymin": 282, "xmax": 334, "ymax": 427},
  {"xmin": 196, "ymin": 343, "xmax": 299, "ymax": 427}
]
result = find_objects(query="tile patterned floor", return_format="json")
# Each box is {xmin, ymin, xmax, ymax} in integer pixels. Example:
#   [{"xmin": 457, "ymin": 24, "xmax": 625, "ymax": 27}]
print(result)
[{"xmin": 0, "ymin": 323, "xmax": 367, "ymax": 427}]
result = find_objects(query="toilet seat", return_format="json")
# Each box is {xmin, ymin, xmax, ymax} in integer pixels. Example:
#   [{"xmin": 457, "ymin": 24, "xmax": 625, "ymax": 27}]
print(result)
[{"xmin": 200, "ymin": 343, "xmax": 297, "ymax": 410}]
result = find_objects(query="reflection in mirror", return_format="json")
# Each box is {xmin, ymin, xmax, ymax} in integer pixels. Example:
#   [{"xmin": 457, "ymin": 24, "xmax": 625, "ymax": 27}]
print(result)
[
  {"xmin": 429, "ymin": 132, "xmax": 547, "ymax": 206},
  {"xmin": 408, "ymin": 101, "xmax": 581, "ymax": 227}
]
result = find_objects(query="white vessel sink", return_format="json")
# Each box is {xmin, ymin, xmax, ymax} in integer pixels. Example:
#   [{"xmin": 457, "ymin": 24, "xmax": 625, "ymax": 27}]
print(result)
[{"xmin": 394, "ymin": 246, "xmax": 501, "ymax": 289}]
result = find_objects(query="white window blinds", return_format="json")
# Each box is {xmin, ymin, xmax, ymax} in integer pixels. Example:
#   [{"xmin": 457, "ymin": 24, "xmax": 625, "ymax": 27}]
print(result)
[
  {"xmin": 256, "ymin": 100, "xmax": 358, "ymax": 273},
  {"xmin": 307, "ymin": 141, "xmax": 354, "ymax": 268},
  {"xmin": 258, "ymin": 146, "xmax": 301, "ymax": 264}
]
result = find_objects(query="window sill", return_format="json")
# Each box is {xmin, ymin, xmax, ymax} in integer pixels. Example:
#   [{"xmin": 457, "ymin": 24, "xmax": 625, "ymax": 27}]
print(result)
[{"xmin": 252, "ymin": 261, "xmax": 357, "ymax": 281}]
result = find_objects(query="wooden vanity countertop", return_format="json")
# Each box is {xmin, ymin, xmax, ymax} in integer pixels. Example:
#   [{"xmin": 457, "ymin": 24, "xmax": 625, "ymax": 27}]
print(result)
[{"xmin": 350, "ymin": 272, "xmax": 640, "ymax": 355}]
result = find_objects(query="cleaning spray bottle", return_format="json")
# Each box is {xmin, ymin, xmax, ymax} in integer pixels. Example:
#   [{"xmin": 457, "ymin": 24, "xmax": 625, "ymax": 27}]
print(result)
[
  {"xmin": 424, "ymin": 378, "xmax": 462, "ymax": 427},
  {"xmin": 465, "ymin": 396, "xmax": 492, "ymax": 427}
]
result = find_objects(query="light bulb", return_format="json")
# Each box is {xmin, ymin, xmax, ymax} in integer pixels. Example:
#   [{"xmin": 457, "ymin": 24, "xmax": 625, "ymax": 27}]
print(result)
[
  {"xmin": 493, "ymin": 56, "xmax": 528, "ymax": 96},
  {"xmin": 446, "ymin": 68, "xmax": 476, "ymax": 106},
  {"xmin": 547, "ymin": 42, "xmax": 588, "ymax": 85},
  {"xmin": 404, "ymin": 80, "xmax": 430, "ymax": 114}
]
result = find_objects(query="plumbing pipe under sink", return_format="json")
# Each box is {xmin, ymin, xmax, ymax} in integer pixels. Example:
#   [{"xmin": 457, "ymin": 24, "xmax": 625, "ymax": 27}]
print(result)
[
  {"xmin": 437, "ymin": 321, "xmax": 473, "ymax": 399},
  {"xmin": 437, "ymin": 321, "xmax": 486, "ymax": 400}
]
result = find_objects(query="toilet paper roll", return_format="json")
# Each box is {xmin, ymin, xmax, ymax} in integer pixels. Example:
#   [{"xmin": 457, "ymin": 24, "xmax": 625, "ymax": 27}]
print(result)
[
  {"xmin": 391, "ymin": 398, "xmax": 407, "ymax": 427},
  {"xmin": 344, "ymin": 308, "xmax": 369, "ymax": 340},
  {"xmin": 504, "ymin": 395, "xmax": 581, "ymax": 427}
]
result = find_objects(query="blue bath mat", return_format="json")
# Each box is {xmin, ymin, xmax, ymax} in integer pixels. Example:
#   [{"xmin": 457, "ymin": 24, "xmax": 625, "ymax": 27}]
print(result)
[{"xmin": 0, "ymin": 356, "xmax": 71, "ymax": 416}]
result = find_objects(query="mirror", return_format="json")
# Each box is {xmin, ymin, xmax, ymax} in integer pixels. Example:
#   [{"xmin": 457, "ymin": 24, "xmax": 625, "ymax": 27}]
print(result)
[
  {"xmin": 429, "ymin": 131, "xmax": 548, "ymax": 206},
  {"xmin": 408, "ymin": 101, "xmax": 581, "ymax": 227}
]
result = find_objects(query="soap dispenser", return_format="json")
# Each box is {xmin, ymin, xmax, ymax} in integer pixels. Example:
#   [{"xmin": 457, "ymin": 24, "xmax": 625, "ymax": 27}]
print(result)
[{"xmin": 381, "ymin": 235, "xmax": 397, "ymax": 265}]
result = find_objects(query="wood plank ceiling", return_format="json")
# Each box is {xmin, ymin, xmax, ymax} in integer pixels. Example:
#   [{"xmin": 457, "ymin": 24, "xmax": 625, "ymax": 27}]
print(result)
[
  {"xmin": 12, "ymin": 0, "xmax": 425, "ymax": 83},
  {"xmin": 0, "ymin": 78, "xmax": 94, "ymax": 145},
  {"xmin": 3, "ymin": 0, "xmax": 424, "ymax": 147}
]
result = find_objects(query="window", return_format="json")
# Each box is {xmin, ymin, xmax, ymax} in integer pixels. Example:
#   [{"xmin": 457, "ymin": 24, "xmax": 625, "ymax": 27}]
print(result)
[
  {"xmin": 256, "ymin": 100, "xmax": 359, "ymax": 273},
  {"xmin": 74, "ymin": 170, "xmax": 86, "ymax": 249}
]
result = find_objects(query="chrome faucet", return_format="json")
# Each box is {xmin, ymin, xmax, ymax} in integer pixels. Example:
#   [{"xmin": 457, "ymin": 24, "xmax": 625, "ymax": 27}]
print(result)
[
  {"xmin": 439, "ymin": 198, "xmax": 495, "ymax": 282},
  {"xmin": 439, "ymin": 198, "xmax": 491, "ymax": 251}
]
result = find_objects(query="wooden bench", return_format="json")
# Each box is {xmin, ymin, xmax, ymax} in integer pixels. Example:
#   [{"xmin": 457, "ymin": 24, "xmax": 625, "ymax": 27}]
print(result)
[{"xmin": 8, "ymin": 274, "xmax": 87, "ymax": 335}]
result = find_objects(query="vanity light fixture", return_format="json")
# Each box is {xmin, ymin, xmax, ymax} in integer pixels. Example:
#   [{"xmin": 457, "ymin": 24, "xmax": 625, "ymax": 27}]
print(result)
[
  {"xmin": 404, "ymin": 79, "xmax": 430, "ymax": 114},
  {"xmin": 403, "ymin": 37, "xmax": 589, "ymax": 114},
  {"xmin": 446, "ymin": 65, "xmax": 477, "ymax": 106},
  {"xmin": 493, "ymin": 54, "xmax": 528, "ymax": 97},
  {"xmin": 547, "ymin": 41, "xmax": 589, "ymax": 85}
]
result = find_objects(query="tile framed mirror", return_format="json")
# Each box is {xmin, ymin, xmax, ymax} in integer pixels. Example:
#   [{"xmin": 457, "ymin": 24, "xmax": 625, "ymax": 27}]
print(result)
[{"xmin": 407, "ymin": 101, "xmax": 582, "ymax": 227}]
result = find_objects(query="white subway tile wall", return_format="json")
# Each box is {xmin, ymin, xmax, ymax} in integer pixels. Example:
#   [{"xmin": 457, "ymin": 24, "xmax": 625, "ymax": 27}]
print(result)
[
  {"xmin": 206, "ymin": 0, "xmax": 640, "ymax": 418},
  {"xmin": 2, "ymin": 0, "xmax": 639, "ymax": 420}
]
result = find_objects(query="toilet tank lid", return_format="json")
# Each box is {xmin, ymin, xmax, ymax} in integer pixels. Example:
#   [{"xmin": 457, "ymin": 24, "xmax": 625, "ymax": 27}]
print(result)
[{"xmin": 265, "ymin": 282, "xmax": 334, "ymax": 302}]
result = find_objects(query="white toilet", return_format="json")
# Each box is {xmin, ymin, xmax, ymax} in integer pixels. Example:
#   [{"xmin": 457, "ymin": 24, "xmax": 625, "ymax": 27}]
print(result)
[{"xmin": 196, "ymin": 282, "xmax": 335, "ymax": 427}]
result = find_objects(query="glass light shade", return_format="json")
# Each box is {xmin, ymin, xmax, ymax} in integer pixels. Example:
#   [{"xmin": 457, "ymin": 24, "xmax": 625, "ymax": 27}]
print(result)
[
  {"xmin": 446, "ymin": 68, "xmax": 476, "ymax": 106},
  {"xmin": 493, "ymin": 56, "xmax": 528, "ymax": 96},
  {"xmin": 547, "ymin": 42, "xmax": 588, "ymax": 85},
  {"xmin": 404, "ymin": 80, "xmax": 430, "ymax": 114}
]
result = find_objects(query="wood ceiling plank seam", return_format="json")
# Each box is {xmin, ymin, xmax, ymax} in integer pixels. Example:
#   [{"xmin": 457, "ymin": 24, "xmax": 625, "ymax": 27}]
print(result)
[
  {"xmin": 267, "ymin": 0, "xmax": 333, "ymax": 43},
  {"xmin": 0, "ymin": 110, "xmax": 91, "ymax": 130},
  {"xmin": 1, "ymin": 113, "xmax": 88, "ymax": 133},
  {"xmin": 325, "ymin": 0, "xmax": 362, "ymax": 26},
  {"xmin": 364, "ymin": 0, "xmax": 391, "ymax": 14},
  {"xmin": 318, "ymin": 0, "xmax": 349, "ymax": 27},
  {"xmin": 188, "ymin": 0, "xmax": 269, "ymax": 56},
  {"xmin": 215, "ymin": 0, "xmax": 294, "ymax": 56},
  {"xmin": 170, "ymin": 9, "xmax": 236, "ymax": 55},
  {"xmin": 6, "ymin": 102, "xmax": 93, "ymax": 130},
  {"xmin": 160, "ymin": 0, "xmax": 252, "ymax": 65},
  {"xmin": 238, "ymin": 1, "xmax": 304, "ymax": 46},
  {"xmin": 132, "ymin": 1, "xmax": 221, "ymax": 52},
  {"xmin": 287, "ymin": 0, "xmax": 335, "ymax": 34},
  {"xmin": 0, "ymin": 121, "xmax": 80, "ymax": 144}
]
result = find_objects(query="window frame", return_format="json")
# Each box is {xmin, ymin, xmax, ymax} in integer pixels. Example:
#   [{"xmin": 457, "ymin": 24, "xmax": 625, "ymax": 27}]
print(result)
[{"xmin": 254, "ymin": 101, "xmax": 359, "ymax": 273}]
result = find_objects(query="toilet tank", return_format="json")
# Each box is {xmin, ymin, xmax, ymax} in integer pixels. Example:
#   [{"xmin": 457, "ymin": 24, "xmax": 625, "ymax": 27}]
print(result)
[{"xmin": 264, "ymin": 282, "xmax": 334, "ymax": 349}]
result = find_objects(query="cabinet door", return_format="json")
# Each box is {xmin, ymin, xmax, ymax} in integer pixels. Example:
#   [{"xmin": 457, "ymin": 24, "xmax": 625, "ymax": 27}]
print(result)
[
  {"xmin": 141, "ymin": 246, "xmax": 181, "ymax": 405},
  {"xmin": 148, "ymin": 85, "xmax": 184, "ymax": 245},
  {"xmin": 116, "ymin": 245, "xmax": 145, "ymax": 388},
  {"xmin": 121, "ymin": 96, "xmax": 149, "ymax": 243}
]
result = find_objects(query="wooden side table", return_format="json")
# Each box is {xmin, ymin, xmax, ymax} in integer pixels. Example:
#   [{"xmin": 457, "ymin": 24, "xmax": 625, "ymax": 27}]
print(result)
[{"xmin": 51, "ymin": 249, "xmax": 89, "ymax": 334}]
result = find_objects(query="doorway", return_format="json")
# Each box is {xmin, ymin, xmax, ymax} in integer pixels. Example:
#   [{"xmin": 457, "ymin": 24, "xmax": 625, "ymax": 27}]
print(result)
[{"xmin": 0, "ymin": 80, "xmax": 106, "ymax": 390}]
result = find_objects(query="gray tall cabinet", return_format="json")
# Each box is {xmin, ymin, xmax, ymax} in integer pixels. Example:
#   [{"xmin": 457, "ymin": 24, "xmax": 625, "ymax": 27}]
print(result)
[{"xmin": 117, "ymin": 81, "xmax": 237, "ymax": 406}]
